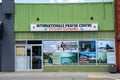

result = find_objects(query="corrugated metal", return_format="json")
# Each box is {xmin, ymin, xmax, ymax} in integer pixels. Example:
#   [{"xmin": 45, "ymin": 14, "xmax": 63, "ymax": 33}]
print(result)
[
  {"xmin": 15, "ymin": 31, "xmax": 114, "ymax": 40},
  {"xmin": 15, "ymin": 3, "xmax": 114, "ymax": 31}
]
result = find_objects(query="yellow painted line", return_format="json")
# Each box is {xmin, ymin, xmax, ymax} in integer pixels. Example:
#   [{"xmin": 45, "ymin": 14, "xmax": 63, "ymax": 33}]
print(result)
[
  {"xmin": 88, "ymin": 75, "xmax": 120, "ymax": 79},
  {"xmin": 88, "ymin": 75, "xmax": 112, "ymax": 79}
]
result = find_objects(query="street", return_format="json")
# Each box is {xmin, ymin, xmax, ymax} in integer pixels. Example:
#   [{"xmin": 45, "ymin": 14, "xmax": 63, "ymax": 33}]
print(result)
[{"xmin": 0, "ymin": 72, "xmax": 120, "ymax": 80}]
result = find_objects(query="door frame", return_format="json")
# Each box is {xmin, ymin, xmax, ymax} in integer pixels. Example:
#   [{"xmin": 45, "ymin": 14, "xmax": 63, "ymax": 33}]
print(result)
[
  {"xmin": 15, "ymin": 44, "xmax": 27, "ymax": 71},
  {"xmin": 28, "ymin": 44, "xmax": 43, "ymax": 71},
  {"xmin": 15, "ymin": 44, "xmax": 43, "ymax": 71}
]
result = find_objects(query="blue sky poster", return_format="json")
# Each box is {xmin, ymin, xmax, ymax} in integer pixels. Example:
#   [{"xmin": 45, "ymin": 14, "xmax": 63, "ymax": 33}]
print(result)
[{"xmin": 79, "ymin": 41, "xmax": 96, "ymax": 64}]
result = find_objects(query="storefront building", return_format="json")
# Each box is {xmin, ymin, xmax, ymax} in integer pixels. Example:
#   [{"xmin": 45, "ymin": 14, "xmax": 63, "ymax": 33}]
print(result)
[{"xmin": 14, "ymin": 2, "xmax": 116, "ymax": 72}]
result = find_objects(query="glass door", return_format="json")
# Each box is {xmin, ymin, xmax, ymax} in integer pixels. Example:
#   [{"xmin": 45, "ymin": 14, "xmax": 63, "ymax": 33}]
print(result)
[
  {"xmin": 27, "ymin": 45, "xmax": 42, "ymax": 70},
  {"xmin": 32, "ymin": 46, "xmax": 42, "ymax": 69}
]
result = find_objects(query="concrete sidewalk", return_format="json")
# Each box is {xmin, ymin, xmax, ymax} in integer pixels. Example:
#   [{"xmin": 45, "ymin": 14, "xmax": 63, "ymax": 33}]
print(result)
[
  {"xmin": 0, "ymin": 72, "xmax": 119, "ymax": 80},
  {"xmin": 0, "ymin": 72, "xmax": 120, "ymax": 78}
]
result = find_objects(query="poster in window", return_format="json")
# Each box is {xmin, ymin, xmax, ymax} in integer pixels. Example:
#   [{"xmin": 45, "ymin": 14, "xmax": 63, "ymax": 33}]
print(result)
[
  {"xmin": 43, "ymin": 53, "xmax": 53, "ymax": 65},
  {"xmin": 61, "ymin": 52, "xmax": 78, "ymax": 65},
  {"xmin": 43, "ymin": 41, "xmax": 61, "ymax": 53},
  {"xmin": 97, "ymin": 52, "xmax": 107, "ymax": 64},
  {"xmin": 79, "ymin": 41, "xmax": 96, "ymax": 64},
  {"xmin": 43, "ymin": 40, "xmax": 79, "ymax": 65},
  {"xmin": 43, "ymin": 41, "xmax": 61, "ymax": 65},
  {"xmin": 97, "ymin": 40, "xmax": 115, "ymax": 64},
  {"xmin": 53, "ymin": 52, "xmax": 61, "ymax": 65},
  {"xmin": 107, "ymin": 52, "xmax": 115, "ymax": 64},
  {"xmin": 60, "ymin": 41, "xmax": 78, "ymax": 52},
  {"xmin": 16, "ymin": 46, "xmax": 25, "ymax": 56}
]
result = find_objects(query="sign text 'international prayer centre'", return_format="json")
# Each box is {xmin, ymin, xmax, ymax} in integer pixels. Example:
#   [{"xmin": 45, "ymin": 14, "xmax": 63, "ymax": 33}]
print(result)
[{"xmin": 30, "ymin": 23, "xmax": 98, "ymax": 31}]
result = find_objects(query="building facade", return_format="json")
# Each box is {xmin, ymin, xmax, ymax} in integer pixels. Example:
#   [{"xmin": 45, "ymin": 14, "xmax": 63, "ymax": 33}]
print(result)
[
  {"xmin": 115, "ymin": 0, "xmax": 120, "ymax": 72},
  {"xmin": 14, "ymin": 2, "xmax": 115, "ymax": 72},
  {"xmin": 0, "ymin": 0, "xmax": 14, "ymax": 72}
]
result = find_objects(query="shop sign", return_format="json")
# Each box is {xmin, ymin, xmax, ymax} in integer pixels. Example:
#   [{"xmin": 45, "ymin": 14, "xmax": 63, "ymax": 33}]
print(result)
[{"xmin": 30, "ymin": 23, "xmax": 98, "ymax": 31}]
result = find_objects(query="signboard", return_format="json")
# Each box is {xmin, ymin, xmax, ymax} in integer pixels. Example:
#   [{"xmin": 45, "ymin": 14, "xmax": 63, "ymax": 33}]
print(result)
[{"xmin": 30, "ymin": 23, "xmax": 98, "ymax": 31}]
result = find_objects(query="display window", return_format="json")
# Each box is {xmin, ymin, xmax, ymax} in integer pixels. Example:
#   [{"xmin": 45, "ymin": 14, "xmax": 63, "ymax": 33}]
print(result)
[
  {"xmin": 43, "ymin": 41, "xmax": 60, "ymax": 65},
  {"xmin": 61, "ymin": 52, "xmax": 78, "ymax": 65},
  {"xmin": 97, "ymin": 40, "xmax": 115, "ymax": 64},
  {"xmin": 79, "ymin": 41, "xmax": 96, "ymax": 64},
  {"xmin": 40, "ymin": 40, "xmax": 116, "ymax": 65},
  {"xmin": 43, "ymin": 40, "xmax": 78, "ymax": 65}
]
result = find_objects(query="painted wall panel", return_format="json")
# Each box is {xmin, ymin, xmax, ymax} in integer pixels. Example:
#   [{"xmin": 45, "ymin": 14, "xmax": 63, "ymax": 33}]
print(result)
[
  {"xmin": 15, "ymin": 31, "xmax": 114, "ymax": 40},
  {"xmin": 43, "ymin": 66, "xmax": 108, "ymax": 72},
  {"xmin": 58, "ymin": 4, "xmax": 73, "ymax": 21},
  {"xmin": 73, "ymin": 4, "xmax": 88, "ymax": 23},
  {"xmin": 15, "ymin": 3, "xmax": 114, "ymax": 31},
  {"xmin": 43, "ymin": 5, "xmax": 58, "ymax": 22}
]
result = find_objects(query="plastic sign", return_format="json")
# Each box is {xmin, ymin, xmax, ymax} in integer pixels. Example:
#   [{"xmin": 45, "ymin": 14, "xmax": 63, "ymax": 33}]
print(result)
[{"xmin": 30, "ymin": 23, "xmax": 98, "ymax": 31}]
